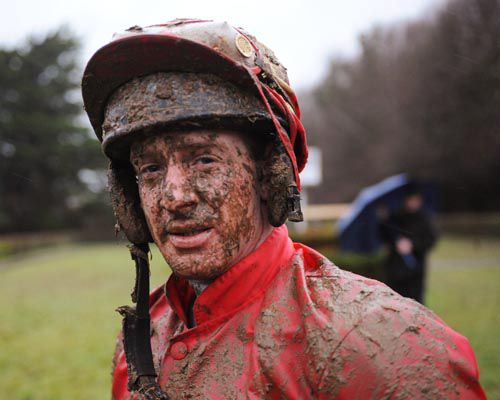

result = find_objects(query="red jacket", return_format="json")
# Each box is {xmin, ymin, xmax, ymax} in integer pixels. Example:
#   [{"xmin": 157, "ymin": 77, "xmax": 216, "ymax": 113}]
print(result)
[{"xmin": 112, "ymin": 225, "xmax": 485, "ymax": 399}]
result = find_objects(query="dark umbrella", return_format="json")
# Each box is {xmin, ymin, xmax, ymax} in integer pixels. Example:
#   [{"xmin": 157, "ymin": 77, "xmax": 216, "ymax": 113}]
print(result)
[{"xmin": 337, "ymin": 174, "xmax": 435, "ymax": 265}]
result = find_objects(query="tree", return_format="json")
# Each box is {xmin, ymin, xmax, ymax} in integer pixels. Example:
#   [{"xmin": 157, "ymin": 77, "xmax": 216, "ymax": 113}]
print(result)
[
  {"xmin": 0, "ymin": 29, "xmax": 108, "ymax": 232},
  {"xmin": 303, "ymin": 0, "xmax": 500, "ymax": 211}
]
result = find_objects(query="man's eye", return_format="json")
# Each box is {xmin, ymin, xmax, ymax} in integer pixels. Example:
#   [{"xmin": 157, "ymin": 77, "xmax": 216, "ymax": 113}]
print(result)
[
  {"xmin": 139, "ymin": 164, "xmax": 161, "ymax": 175},
  {"xmin": 197, "ymin": 156, "xmax": 215, "ymax": 165}
]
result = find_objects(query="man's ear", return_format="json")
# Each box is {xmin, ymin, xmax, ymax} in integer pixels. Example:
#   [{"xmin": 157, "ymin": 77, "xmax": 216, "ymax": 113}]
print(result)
[
  {"xmin": 258, "ymin": 158, "xmax": 270, "ymax": 202},
  {"xmin": 259, "ymin": 141, "xmax": 303, "ymax": 226},
  {"xmin": 261, "ymin": 145, "xmax": 291, "ymax": 227},
  {"xmin": 108, "ymin": 161, "xmax": 153, "ymax": 244}
]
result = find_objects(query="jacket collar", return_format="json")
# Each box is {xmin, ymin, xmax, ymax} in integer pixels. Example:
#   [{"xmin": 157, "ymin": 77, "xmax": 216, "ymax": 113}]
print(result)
[{"xmin": 164, "ymin": 225, "xmax": 294, "ymax": 326}]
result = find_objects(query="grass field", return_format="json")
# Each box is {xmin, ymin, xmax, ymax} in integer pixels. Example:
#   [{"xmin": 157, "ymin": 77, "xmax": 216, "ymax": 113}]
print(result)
[{"xmin": 0, "ymin": 236, "xmax": 499, "ymax": 399}]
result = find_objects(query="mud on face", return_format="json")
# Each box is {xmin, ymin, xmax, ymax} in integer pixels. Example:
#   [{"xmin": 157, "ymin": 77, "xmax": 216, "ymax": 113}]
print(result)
[{"xmin": 130, "ymin": 129, "xmax": 272, "ymax": 280}]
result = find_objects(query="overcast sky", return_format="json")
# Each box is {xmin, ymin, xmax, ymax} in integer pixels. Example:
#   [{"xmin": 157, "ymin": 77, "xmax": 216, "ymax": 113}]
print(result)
[{"xmin": 2, "ymin": 0, "xmax": 445, "ymax": 89}]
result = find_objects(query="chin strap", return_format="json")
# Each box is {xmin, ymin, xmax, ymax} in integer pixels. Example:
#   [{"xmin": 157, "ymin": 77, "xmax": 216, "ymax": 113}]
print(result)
[{"xmin": 116, "ymin": 244, "xmax": 169, "ymax": 400}]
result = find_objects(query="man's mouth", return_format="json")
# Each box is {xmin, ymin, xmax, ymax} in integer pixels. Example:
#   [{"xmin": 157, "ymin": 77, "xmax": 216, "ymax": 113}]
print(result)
[
  {"xmin": 166, "ymin": 225, "xmax": 214, "ymax": 249},
  {"xmin": 171, "ymin": 227, "xmax": 211, "ymax": 237}
]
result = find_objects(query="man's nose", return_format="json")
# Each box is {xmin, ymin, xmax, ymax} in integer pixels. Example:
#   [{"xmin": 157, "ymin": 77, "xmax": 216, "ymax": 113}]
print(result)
[{"xmin": 161, "ymin": 165, "xmax": 198, "ymax": 215}]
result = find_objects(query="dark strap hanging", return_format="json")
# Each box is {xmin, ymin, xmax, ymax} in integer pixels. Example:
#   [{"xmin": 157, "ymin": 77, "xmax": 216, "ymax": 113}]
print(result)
[{"xmin": 116, "ymin": 244, "xmax": 169, "ymax": 400}]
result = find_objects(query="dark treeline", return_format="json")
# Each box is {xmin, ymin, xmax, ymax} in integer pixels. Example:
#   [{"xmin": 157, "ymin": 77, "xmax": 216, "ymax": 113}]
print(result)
[
  {"xmin": 303, "ymin": 0, "xmax": 500, "ymax": 211},
  {"xmin": 0, "ymin": 30, "xmax": 111, "ymax": 234}
]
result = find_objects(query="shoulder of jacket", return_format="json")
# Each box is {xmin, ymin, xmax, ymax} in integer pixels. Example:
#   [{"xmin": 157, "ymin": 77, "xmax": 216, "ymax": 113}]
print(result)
[
  {"xmin": 293, "ymin": 250, "xmax": 482, "ymax": 397},
  {"xmin": 292, "ymin": 243, "xmax": 459, "ymax": 348}
]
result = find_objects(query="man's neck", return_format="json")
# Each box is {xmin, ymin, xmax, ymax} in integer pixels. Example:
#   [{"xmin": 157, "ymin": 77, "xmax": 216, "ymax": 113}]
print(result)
[{"xmin": 188, "ymin": 279, "xmax": 213, "ymax": 296}]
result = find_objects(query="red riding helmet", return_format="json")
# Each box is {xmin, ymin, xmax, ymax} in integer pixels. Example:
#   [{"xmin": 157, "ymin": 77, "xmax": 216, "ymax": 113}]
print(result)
[{"xmin": 82, "ymin": 19, "xmax": 308, "ymax": 188}]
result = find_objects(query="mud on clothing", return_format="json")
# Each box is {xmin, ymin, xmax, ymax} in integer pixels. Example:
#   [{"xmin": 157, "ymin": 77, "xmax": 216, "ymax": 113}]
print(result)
[{"xmin": 112, "ymin": 225, "xmax": 485, "ymax": 399}]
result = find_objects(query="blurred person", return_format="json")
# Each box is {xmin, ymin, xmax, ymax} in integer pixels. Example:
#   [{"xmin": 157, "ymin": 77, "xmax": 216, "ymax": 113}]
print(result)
[
  {"xmin": 381, "ymin": 185, "xmax": 437, "ymax": 304},
  {"xmin": 82, "ymin": 20, "xmax": 484, "ymax": 399}
]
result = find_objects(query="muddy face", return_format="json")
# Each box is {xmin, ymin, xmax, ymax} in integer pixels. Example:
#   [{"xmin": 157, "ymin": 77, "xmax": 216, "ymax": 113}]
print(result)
[{"xmin": 130, "ymin": 129, "xmax": 272, "ymax": 280}]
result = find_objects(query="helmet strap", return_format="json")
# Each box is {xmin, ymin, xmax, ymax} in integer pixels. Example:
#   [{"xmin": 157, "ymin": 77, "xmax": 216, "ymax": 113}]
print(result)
[{"xmin": 116, "ymin": 244, "xmax": 169, "ymax": 400}]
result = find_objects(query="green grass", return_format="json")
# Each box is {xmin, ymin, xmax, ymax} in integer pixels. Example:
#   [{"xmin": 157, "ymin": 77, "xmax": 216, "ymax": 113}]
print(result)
[
  {"xmin": 426, "ymin": 237, "xmax": 500, "ymax": 399},
  {"xmin": 0, "ymin": 237, "xmax": 498, "ymax": 399},
  {"xmin": 0, "ymin": 243, "xmax": 169, "ymax": 400}
]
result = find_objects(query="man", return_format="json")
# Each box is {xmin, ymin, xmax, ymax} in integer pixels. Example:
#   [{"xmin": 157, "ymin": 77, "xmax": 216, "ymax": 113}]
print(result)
[
  {"xmin": 381, "ymin": 186, "xmax": 437, "ymax": 304},
  {"xmin": 82, "ymin": 20, "xmax": 485, "ymax": 399}
]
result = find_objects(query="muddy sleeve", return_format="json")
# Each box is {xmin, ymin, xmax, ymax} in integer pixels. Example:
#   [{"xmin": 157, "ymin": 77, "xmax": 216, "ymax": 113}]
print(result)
[{"xmin": 318, "ymin": 300, "xmax": 486, "ymax": 399}]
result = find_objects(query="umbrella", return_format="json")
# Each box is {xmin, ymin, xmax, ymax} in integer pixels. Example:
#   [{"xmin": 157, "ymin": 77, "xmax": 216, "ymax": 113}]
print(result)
[{"xmin": 337, "ymin": 174, "xmax": 435, "ymax": 259}]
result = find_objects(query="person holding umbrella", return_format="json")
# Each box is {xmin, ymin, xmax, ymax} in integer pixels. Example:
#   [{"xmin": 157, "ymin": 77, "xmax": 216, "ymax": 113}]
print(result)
[
  {"xmin": 339, "ymin": 175, "xmax": 437, "ymax": 304},
  {"xmin": 380, "ymin": 183, "xmax": 438, "ymax": 304}
]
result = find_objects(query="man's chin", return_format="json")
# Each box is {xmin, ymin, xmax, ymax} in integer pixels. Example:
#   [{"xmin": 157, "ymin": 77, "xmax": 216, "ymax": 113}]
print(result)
[
  {"xmin": 162, "ymin": 250, "xmax": 232, "ymax": 281},
  {"xmin": 171, "ymin": 266, "xmax": 229, "ymax": 282}
]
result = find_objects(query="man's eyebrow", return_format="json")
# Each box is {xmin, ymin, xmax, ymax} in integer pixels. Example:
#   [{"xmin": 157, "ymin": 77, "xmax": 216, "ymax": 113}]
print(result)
[
  {"xmin": 130, "ymin": 147, "xmax": 156, "ymax": 160},
  {"xmin": 131, "ymin": 140, "xmax": 223, "ymax": 161},
  {"xmin": 177, "ymin": 142, "xmax": 221, "ymax": 151}
]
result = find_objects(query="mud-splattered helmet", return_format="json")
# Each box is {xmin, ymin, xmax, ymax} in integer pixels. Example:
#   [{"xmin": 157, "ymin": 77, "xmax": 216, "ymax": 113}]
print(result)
[{"xmin": 82, "ymin": 19, "xmax": 308, "ymax": 245}]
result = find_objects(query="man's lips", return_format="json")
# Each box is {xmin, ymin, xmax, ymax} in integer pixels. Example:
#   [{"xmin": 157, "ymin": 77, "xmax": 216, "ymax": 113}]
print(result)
[
  {"xmin": 165, "ymin": 224, "xmax": 214, "ymax": 249},
  {"xmin": 170, "ymin": 228, "xmax": 209, "ymax": 236}
]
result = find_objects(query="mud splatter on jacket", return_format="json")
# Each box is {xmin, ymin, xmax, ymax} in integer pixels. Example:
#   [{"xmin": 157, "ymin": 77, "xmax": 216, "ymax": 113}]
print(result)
[{"xmin": 112, "ymin": 225, "xmax": 485, "ymax": 399}]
